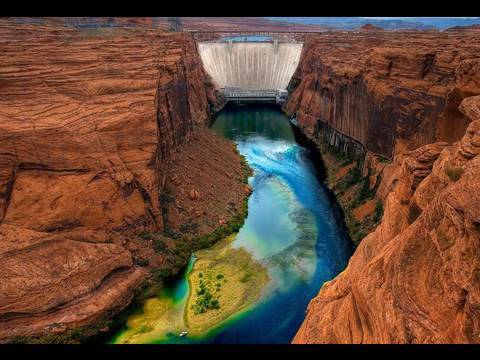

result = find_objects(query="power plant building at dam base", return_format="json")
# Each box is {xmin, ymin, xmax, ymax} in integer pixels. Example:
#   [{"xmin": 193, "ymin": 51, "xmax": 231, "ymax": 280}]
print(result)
[{"xmin": 198, "ymin": 41, "xmax": 303, "ymax": 103}]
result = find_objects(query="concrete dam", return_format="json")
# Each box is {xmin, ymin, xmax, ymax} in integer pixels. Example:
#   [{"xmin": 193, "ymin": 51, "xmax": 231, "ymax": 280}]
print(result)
[{"xmin": 198, "ymin": 41, "xmax": 303, "ymax": 103}]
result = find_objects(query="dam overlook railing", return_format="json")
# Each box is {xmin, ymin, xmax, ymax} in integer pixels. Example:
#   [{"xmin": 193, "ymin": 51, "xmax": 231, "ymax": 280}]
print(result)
[
  {"xmin": 197, "ymin": 40, "xmax": 303, "ymax": 104},
  {"xmin": 191, "ymin": 31, "xmax": 323, "ymax": 42}
]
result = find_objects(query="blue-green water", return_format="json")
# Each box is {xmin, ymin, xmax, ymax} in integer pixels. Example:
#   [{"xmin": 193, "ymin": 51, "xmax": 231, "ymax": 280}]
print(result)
[
  {"xmin": 111, "ymin": 104, "xmax": 352, "ymax": 344},
  {"xmin": 206, "ymin": 104, "xmax": 352, "ymax": 343}
]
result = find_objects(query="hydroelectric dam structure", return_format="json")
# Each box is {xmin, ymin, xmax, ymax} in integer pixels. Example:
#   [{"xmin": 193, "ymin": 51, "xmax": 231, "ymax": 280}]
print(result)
[{"xmin": 197, "ymin": 40, "xmax": 303, "ymax": 104}]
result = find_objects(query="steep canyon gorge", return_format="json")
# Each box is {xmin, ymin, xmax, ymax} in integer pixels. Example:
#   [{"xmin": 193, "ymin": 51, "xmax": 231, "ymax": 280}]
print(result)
[
  {"xmin": 285, "ymin": 29, "xmax": 480, "ymax": 343},
  {"xmin": 1, "ymin": 19, "xmax": 480, "ymax": 344}
]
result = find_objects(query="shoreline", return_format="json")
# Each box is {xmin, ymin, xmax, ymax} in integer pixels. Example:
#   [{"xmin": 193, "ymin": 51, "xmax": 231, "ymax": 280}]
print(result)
[
  {"xmin": 183, "ymin": 235, "xmax": 270, "ymax": 338},
  {"xmin": 285, "ymin": 111, "xmax": 356, "ymax": 251},
  {"xmin": 97, "ymin": 104, "xmax": 353, "ymax": 345},
  {"xmin": 105, "ymin": 135, "xmax": 255, "ymax": 344}
]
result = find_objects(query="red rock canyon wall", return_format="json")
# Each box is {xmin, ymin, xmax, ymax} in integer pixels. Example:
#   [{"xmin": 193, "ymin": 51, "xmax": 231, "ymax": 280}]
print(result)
[
  {"xmin": 284, "ymin": 30, "xmax": 480, "ymax": 159},
  {"xmin": 0, "ymin": 22, "xmax": 223, "ymax": 341},
  {"xmin": 289, "ymin": 30, "xmax": 480, "ymax": 343}
]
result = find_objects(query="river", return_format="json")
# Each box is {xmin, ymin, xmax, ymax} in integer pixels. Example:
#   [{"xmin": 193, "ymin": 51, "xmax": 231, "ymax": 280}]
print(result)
[{"xmin": 109, "ymin": 104, "xmax": 353, "ymax": 344}]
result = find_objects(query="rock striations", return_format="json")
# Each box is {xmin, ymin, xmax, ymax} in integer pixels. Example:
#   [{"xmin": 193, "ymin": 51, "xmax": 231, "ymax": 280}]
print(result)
[
  {"xmin": 289, "ymin": 30, "xmax": 480, "ymax": 343},
  {"xmin": 0, "ymin": 21, "xmax": 239, "ymax": 342},
  {"xmin": 284, "ymin": 30, "xmax": 480, "ymax": 159}
]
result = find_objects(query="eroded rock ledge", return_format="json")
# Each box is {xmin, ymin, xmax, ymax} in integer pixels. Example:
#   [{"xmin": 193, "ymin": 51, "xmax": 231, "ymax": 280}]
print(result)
[
  {"xmin": 288, "ymin": 30, "xmax": 480, "ymax": 343},
  {"xmin": 0, "ymin": 21, "xmax": 242, "ymax": 342},
  {"xmin": 284, "ymin": 30, "xmax": 480, "ymax": 159}
]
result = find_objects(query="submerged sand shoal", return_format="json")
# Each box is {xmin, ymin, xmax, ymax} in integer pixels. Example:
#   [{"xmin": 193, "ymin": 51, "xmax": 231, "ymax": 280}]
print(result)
[{"xmin": 185, "ymin": 235, "xmax": 270, "ymax": 335}]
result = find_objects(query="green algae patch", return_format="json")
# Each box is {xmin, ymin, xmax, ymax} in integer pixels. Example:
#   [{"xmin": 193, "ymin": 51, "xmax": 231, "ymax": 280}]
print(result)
[
  {"xmin": 112, "ymin": 235, "xmax": 269, "ymax": 343},
  {"xmin": 120, "ymin": 298, "xmax": 170, "ymax": 342},
  {"xmin": 185, "ymin": 235, "xmax": 269, "ymax": 335},
  {"xmin": 113, "ymin": 289, "xmax": 185, "ymax": 344},
  {"xmin": 112, "ymin": 258, "xmax": 195, "ymax": 344}
]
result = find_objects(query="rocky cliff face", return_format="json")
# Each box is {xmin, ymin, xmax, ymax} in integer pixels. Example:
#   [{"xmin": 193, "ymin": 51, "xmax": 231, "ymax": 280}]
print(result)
[
  {"xmin": 289, "ymin": 30, "xmax": 480, "ymax": 343},
  {"xmin": 284, "ymin": 30, "xmax": 480, "ymax": 159},
  {"xmin": 0, "ymin": 22, "xmax": 241, "ymax": 342}
]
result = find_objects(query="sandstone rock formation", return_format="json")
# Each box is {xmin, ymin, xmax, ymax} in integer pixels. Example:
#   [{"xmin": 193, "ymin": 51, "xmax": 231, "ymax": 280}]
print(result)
[
  {"xmin": 2, "ymin": 19, "xmax": 480, "ymax": 345},
  {"xmin": 446, "ymin": 24, "xmax": 480, "ymax": 32},
  {"xmin": 10, "ymin": 17, "xmax": 328, "ymax": 32},
  {"xmin": 292, "ymin": 61, "xmax": 480, "ymax": 343},
  {"xmin": 360, "ymin": 24, "xmax": 383, "ymax": 31},
  {"xmin": 284, "ymin": 30, "xmax": 480, "ymax": 159},
  {"xmin": 284, "ymin": 29, "xmax": 480, "ymax": 248},
  {"xmin": 0, "ymin": 21, "xmax": 243, "ymax": 342}
]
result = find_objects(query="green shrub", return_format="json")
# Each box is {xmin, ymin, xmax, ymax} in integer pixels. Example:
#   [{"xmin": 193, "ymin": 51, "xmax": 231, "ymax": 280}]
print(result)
[
  {"xmin": 187, "ymin": 194, "xmax": 250, "ymax": 253},
  {"xmin": 353, "ymin": 230, "xmax": 366, "ymax": 243},
  {"xmin": 138, "ymin": 325, "xmax": 153, "ymax": 334},
  {"xmin": 152, "ymin": 238, "xmax": 167, "ymax": 252},
  {"xmin": 192, "ymin": 285, "xmax": 221, "ymax": 314},
  {"xmin": 445, "ymin": 166, "xmax": 464, "ymax": 182},
  {"xmin": 197, "ymin": 287, "xmax": 206, "ymax": 296},
  {"xmin": 336, "ymin": 163, "xmax": 362, "ymax": 192},
  {"xmin": 151, "ymin": 267, "xmax": 173, "ymax": 281},
  {"xmin": 352, "ymin": 179, "xmax": 373, "ymax": 207},
  {"xmin": 179, "ymin": 221, "xmax": 199, "ymax": 234},
  {"xmin": 325, "ymin": 143, "xmax": 353, "ymax": 165},
  {"xmin": 134, "ymin": 257, "xmax": 149, "ymax": 267},
  {"xmin": 163, "ymin": 226, "xmax": 181, "ymax": 240},
  {"xmin": 240, "ymin": 155, "xmax": 253, "ymax": 182},
  {"xmin": 139, "ymin": 232, "xmax": 154, "ymax": 241},
  {"xmin": 344, "ymin": 208, "xmax": 366, "ymax": 246},
  {"xmin": 373, "ymin": 200, "xmax": 383, "ymax": 223},
  {"xmin": 160, "ymin": 191, "xmax": 174, "ymax": 204},
  {"xmin": 240, "ymin": 271, "xmax": 253, "ymax": 283}
]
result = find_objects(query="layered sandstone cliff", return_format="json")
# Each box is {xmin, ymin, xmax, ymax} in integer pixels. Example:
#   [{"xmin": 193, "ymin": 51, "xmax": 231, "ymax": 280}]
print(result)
[
  {"xmin": 289, "ymin": 31, "xmax": 480, "ymax": 343},
  {"xmin": 37, "ymin": 17, "xmax": 328, "ymax": 32},
  {"xmin": 0, "ymin": 22, "xmax": 242, "ymax": 342},
  {"xmin": 284, "ymin": 30, "xmax": 480, "ymax": 159},
  {"xmin": 295, "ymin": 95, "xmax": 480, "ymax": 343}
]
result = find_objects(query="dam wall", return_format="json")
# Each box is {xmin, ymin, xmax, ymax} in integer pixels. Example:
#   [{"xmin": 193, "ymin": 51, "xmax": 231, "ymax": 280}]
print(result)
[{"xmin": 198, "ymin": 41, "xmax": 303, "ymax": 90}]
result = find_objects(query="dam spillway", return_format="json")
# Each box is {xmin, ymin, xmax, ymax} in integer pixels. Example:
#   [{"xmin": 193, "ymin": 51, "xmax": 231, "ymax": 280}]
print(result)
[{"xmin": 197, "ymin": 41, "xmax": 303, "ymax": 91}]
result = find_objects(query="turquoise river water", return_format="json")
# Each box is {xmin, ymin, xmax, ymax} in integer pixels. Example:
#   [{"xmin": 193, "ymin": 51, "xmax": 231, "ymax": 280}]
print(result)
[{"xmin": 109, "ymin": 104, "xmax": 353, "ymax": 344}]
